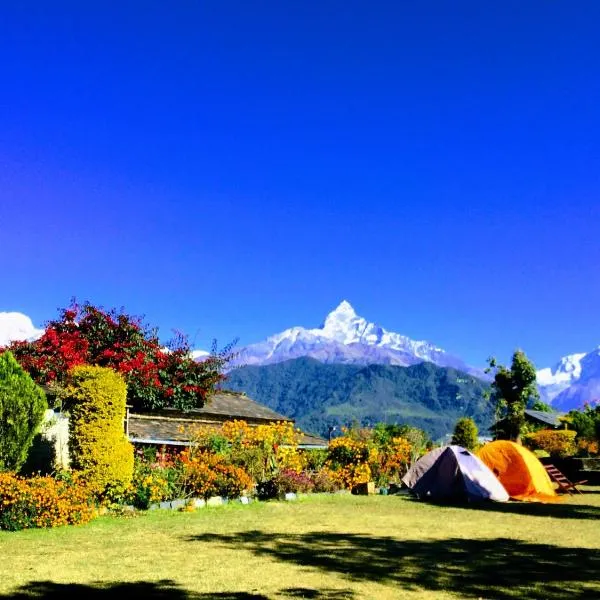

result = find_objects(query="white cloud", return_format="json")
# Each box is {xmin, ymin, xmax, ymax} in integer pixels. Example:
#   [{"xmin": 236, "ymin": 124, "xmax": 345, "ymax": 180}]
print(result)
[
  {"xmin": 0, "ymin": 312, "xmax": 44, "ymax": 347},
  {"xmin": 191, "ymin": 349, "xmax": 210, "ymax": 360}
]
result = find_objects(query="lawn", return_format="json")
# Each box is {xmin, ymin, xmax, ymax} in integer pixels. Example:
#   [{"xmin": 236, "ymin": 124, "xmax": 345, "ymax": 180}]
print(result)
[{"xmin": 1, "ymin": 490, "xmax": 599, "ymax": 600}]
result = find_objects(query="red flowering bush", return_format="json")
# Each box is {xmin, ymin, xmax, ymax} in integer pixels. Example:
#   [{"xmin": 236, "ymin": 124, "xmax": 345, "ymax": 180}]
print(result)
[
  {"xmin": 6, "ymin": 301, "xmax": 234, "ymax": 412},
  {"xmin": 274, "ymin": 469, "xmax": 315, "ymax": 494}
]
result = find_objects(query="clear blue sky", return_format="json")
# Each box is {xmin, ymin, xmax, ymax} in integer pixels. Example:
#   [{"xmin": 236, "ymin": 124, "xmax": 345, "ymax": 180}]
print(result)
[{"xmin": 1, "ymin": 1, "xmax": 599, "ymax": 369}]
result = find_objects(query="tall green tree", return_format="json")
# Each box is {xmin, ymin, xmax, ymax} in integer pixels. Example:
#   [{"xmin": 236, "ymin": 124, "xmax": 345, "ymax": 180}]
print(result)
[
  {"xmin": 451, "ymin": 417, "xmax": 479, "ymax": 451},
  {"xmin": 487, "ymin": 350, "xmax": 539, "ymax": 442},
  {"xmin": 0, "ymin": 351, "xmax": 48, "ymax": 471}
]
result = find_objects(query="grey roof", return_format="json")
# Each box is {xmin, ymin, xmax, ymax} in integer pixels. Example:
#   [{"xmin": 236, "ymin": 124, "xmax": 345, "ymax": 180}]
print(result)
[
  {"xmin": 127, "ymin": 391, "xmax": 328, "ymax": 448},
  {"xmin": 297, "ymin": 433, "xmax": 329, "ymax": 449},
  {"xmin": 524, "ymin": 409, "xmax": 565, "ymax": 428},
  {"xmin": 133, "ymin": 391, "xmax": 291, "ymax": 424}
]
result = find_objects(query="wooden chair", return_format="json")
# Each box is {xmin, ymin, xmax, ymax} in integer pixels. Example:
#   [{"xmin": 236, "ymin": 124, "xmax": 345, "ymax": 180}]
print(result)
[{"xmin": 544, "ymin": 464, "xmax": 587, "ymax": 495}]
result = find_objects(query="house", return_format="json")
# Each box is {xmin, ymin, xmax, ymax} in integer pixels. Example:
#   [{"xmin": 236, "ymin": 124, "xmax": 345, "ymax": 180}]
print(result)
[
  {"xmin": 489, "ymin": 408, "xmax": 566, "ymax": 438},
  {"xmin": 523, "ymin": 409, "xmax": 565, "ymax": 429},
  {"xmin": 127, "ymin": 390, "xmax": 328, "ymax": 449}
]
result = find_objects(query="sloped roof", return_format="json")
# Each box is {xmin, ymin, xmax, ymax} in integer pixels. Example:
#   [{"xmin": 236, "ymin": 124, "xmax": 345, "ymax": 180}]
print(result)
[
  {"xmin": 297, "ymin": 432, "xmax": 328, "ymax": 449},
  {"xmin": 136, "ymin": 391, "xmax": 291, "ymax": 423},
  {"xmin": 128, "ymin": 390, "xmax": 289, "ymax": 445},
  {"xmin": 524, "ymin": 409, "xmax": 565, "ymax": 428}
]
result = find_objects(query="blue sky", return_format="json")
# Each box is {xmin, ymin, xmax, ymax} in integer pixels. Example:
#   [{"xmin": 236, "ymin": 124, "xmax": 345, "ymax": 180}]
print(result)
[{"xmin": 1, "ymin": 2, "xmax": 599, "ymax": 369}]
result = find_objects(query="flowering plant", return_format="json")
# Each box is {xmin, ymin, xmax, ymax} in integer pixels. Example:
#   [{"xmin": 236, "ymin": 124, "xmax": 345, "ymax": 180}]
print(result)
[
  {"xmin": 179, "ymin": 449, "xmax": 253, "ymax": 499},
  {"xmin": 0, "ymin": 472, "xmax": 95, "ymax": 531},
  {"xmin": 6, "ymin": 301, "xmax": 234, "ymax": 412}
]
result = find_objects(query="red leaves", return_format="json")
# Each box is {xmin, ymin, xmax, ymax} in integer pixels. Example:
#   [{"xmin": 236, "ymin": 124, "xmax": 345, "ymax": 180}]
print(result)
[{"xmin": 4, "ymin": 301, "xmax": 233, "ymax": 412}]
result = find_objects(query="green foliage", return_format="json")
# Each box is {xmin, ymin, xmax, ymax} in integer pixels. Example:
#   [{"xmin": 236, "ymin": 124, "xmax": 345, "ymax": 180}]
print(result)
[
  {"xmin": 0, "ymin": 351, "xmax": 48, "ymax": 472},
  {"xmin": 304, "ymin": 449, "xmax": 328, "ymax": 471},
  {"xmin": 487, "ymin": 350, "xmax": 538, "ymax": 442},
  {"xmin": 66, "ymin": 365, "xmax": 134, "ymax": 495},
  {"xmin": 451, "ymin": 417, "xmax": 479, "ymax": 451},
  {"xmin": 567, "ymin": 404, "xmax": 600, "ymax": 441},
  {"xmin": 225, "ymin": 357, "xmax": 493, "ymax": 439},
  {"xmin": 530, "ymin": 399, "xmax": 553, "ymax": 413}
]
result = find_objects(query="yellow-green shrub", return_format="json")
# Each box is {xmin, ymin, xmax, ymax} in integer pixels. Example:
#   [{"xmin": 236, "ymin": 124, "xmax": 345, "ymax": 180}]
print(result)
[
  {"xmin": 523, "ymin": 429, "xmax": 577, "ymax": 458},
  {"xmin": 66, "ymin": 365, "xmax": 134, "ymax": 495}
]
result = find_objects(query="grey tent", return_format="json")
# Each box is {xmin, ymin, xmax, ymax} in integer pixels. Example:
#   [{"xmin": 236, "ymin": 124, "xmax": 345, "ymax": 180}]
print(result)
[{"xmin": 402, "ymin": 445, "xmax": 509, "ymax": 502}]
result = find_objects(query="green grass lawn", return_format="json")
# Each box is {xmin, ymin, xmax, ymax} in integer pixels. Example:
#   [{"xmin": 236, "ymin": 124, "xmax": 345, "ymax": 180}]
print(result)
[{"xmin": 1, "ymin": 490, "xmax": 599, "ymax": 600}]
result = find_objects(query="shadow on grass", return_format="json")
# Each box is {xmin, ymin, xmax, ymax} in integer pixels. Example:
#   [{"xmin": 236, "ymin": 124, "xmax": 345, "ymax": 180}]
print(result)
[
  {"xmin": 0, "ymin": 581, "xmax": 353, "ymax": 600},
  {"xmin": 445, "ymin": 497, "xmax": 600, "ymax": 520},
  {"xmin": 186, "ymin": 531, "xmax": 600, "ymax": 600}
]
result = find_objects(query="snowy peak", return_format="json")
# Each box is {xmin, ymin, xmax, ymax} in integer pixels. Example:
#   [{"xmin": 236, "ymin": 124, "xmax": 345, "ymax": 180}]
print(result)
[
  {"xmin": 234, "ymin": 301, "xmax": 477, "ymax": 375},
  {"xmin": 326, "ymin": 299, "xmax": 357, "ymax": 319},
  {"xmin": 321, "ymin": 300, "xmax": 372, "ymax": 344},
  {"xmin": 537, "ymin": 352, "xmax": 587, "ymax": 387},
  {"xmin": 0, "ymin": 312, "xmax": 44, "ymax": 347},
  {"xmin": 537, "ymin": 346, "xmax": 600, "ymax": 411}
]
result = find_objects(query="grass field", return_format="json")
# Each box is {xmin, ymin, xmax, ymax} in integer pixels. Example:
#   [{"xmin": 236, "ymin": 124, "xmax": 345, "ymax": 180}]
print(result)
[{"xmin": 1, "ymin": 490, "xmax": 599, "ymax": 600}]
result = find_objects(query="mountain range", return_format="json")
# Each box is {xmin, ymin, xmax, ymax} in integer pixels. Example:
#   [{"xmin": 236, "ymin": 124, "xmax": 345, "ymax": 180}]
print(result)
[
  {"xmin": 1, "ymin": 304, "xmax": 599, "ymax": 417},
  {"xmin": 232, "ymin": 300, "xmax": 483, "ymax": 377},
  {"xmin": 229, "ymin": 301, "xmax": 600, "ymax": 414},
  {"xmin": 537, "ymin": 348, "xmax": 600, "ymax": 411},
  {"xmin": 225, "ymin": 357, "xmax": 493, "ymax": 440}
]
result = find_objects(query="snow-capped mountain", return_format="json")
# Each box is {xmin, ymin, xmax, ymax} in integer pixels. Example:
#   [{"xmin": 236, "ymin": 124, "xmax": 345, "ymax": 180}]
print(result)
[
  {"xmin": 0, "ymin": 312, "xmax": 44, "ymax": 347},
  {"xmin": 232, "ymin": 300, "xmax": 481, "ymax": 376},
  {"xmin": 537, "ymin": 347, "xmax": 600, "ymax": 411}
]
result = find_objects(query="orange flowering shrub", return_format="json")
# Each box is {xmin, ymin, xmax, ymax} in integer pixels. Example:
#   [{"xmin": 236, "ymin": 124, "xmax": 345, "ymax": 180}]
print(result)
[
  {"xmin": 326, "ymin": 436, "xmax": 372, "ymax": 489},
  {"xmin": 378, "ymin": 436, "xmax": 412, "ymax": 481},
  {"xmin": 326, "ymin": 428, "xmax": 414, "ymax": 488},
  {"xmin": 577, "ymin": 438, "xmax": 599, "ymax": 456},
  {"xmin": 180, "ymin": 450, "xmax": 253, "ymax": 499},
  {"xmin": 0, "ymin": 472, "xmax": 95, "ymax": 531},
  {"xmin": 188, "ymin": 420, "xmax": 304, "ymax": 482},
  {"xmin": 523, "ymin": 429, "xmax": 577, "ymax": 458}
]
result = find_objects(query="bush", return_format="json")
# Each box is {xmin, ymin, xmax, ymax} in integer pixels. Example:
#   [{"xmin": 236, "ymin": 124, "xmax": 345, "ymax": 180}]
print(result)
[
  {"xmin": 523, "ymin": 429, "xmax": 577, "ymax": 458},
  {"xmin": 451, "ymin": 417, "xmax": 479, "ymax": 451},
  {"xmin": 66, "ymin": 365, "xmax": 134, "ymax": 496},
  {"xmin": 311, "ymin": 468, "xmax": 341, "ymax": 493},
  {"xmin": 0, "ymin": 351, "xmax": 48, "ymax": 472},
  {"xmin": 326, "ymin": 436, "xmax": 371, "ymax": 489},
  {"xmin": 180, "ymin": 450, "xmax": 252, "ymax": 499},
  {"xmin": 577, "ymin": 438, "xmax": 599, "ymax": 457},
  {"xmin": 8, "ymin": 301, "xmax": 233, "ymax": 412},
  {"xmin": 304, "ymin": 449, "xmax": 328, "ymax": 471},
  {"xmin": 0, "ymin": 472, "xmax": 95, "ymax": 530},
  {"xmin": 275, "ymin": 469, "xmax": 315, "ymax": 494},
  {"xmin": 255, "ymin": 478, "xmax": 279, "ymax": 501},
  {"xmin": 129, "ymin": 448, "xmax": 181, "ymax": 509}
]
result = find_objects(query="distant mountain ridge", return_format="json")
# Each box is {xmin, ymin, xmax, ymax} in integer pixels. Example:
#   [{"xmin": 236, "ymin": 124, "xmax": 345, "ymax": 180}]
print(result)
[
  {"xmin": 225, "ymin": 356, "xmax": 493, "ymax": 440},
  {"xmin": 233, "ymin": 300, "xmax": 483, "ymax": 377},
  {"xmin": 537, "ymin": 347, "xmax": 600, "ymax": 411}
]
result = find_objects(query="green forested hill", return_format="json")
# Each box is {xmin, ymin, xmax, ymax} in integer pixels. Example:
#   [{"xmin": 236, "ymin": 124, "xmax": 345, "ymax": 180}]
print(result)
[{"xmin": 223, "ymin": 357, "xmax": 493, "ymax": 440}]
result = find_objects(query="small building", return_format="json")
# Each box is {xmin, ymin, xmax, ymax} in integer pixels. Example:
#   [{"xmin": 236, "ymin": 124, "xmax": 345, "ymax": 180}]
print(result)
[
  {"xmin": 523, "ymin": 409, "xmax": 565, "ymax": 429},
  {"xmin": 127, "ymin": 390, "xmax": 327, "ymax": 449},
  {"xmin": 489, "ymin": 409, "xmax": 566, "ymax": 438}
]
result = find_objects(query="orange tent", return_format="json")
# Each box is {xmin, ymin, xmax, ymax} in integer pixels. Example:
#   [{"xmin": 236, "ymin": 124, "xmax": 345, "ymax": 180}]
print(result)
[{"xmin": 478, "ymin": 440, "xmax": 557, "ymax": 502}]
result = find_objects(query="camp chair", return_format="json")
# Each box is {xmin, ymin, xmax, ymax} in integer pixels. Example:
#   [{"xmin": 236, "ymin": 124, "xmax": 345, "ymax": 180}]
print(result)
[{"xmin": 543, "ymin": 464, "xmax": 587, "ymax": 495}]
